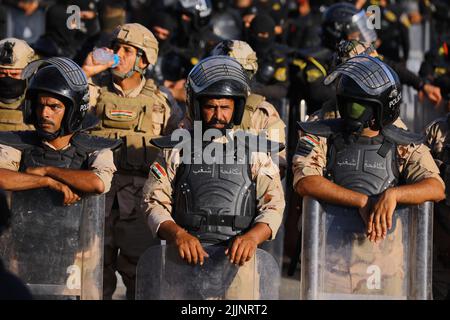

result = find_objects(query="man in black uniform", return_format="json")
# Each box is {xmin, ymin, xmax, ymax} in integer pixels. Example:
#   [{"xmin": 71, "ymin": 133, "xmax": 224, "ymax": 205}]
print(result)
[
  {"xmin": 420, "ymin": 35, "xmax": 450, "ymax": 111},
  {"xmin": 246, "ymin": 13, "xmax": 290, "ymax": 112},
  {"xmin": 173, "ymin": 0, "xmax": 218, "ymax": 68},
  {"xmin": 290, "ymin": 1, "xmax": 442, "ymax": 116}
]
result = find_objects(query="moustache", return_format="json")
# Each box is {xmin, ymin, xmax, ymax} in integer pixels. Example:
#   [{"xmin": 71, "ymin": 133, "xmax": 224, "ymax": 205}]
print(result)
[
  {"xmin": 206, "ymin": 118, "xmax": 229, "ymax": 126},
  {"xmin": 38, "ymin": 119, "xmax": 55, "ymax": 126}
]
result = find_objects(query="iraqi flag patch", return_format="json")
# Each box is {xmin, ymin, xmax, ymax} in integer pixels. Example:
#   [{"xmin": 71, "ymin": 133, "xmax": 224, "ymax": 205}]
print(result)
[
  {"xmin": 150, "ymin": 162, "xmax": 167, "ymax": 180},
  {"xmin": 110, "ymin": 110, "xmax": 135, "ymax": 119},
  {"xmin": 302, "ymin": 135, "xmax": 319, "ymax": 147}
]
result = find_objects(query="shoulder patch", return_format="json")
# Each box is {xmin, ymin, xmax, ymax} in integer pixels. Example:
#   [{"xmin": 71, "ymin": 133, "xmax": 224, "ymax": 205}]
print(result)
[
  {"xmin": 150, "ymin": 162, "xmax": 167, "ymax": 181},
  {"xmin": 274, "ymin": 67, "xmax": 287, "ymax": 82},
  {"xmin": 293, "ymin": 58, "xmax": 307, "ymax": 70},
  {"xmin": 296, "ymin": 135, "xmax": 319, "ymax": 157},
  {"xmin": 434, "ymin": 67, "xmax": 447, "ymax": 76},
  {"xmin": 384, "ymin": 10, "xmax": 397, "ymax": 23},
  {"xmin": 399, "ymin": 14, "xmax": 411, "ymax": 28},
  {"xmin": 190, "ymin": 57, "xmax": 199, "ymax": 66},
  {"xmin": 306, "ymin": 68, "xmax": 323, "ymax": 82}
]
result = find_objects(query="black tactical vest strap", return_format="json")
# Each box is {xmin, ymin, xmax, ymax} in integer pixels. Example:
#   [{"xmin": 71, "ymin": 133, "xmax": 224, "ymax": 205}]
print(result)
[
  {"xmin": 297, "ymin": 119, "xmax": 346, "ymax": 138},
  {"xmin": 20, "ymin": 143, "xmax": 88, "ymax": 170},
  {"xmin": 0, "ymin": 131, "xmax": 40, "ymax": 152},
  {"xmin": 71, "ymin": 132, "xmax": 122, "ymax": 154},
  {"xmin": 381, "ymin": 124, "xmax": 424, "ymax": 145},
  {"xmin": 0, "ymin": 131, "xmax": 121, "ymax": 171}
]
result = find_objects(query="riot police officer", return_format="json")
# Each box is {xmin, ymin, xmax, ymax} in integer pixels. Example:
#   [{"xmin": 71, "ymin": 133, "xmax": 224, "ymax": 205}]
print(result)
[
  {"xmin": 294, "ymin": 55, "xmax": 444, "ymax": 240},
  {"xmin": 0, "ymin": 57, "xmax": 118, "ymax": 203},
  {"xmin": 209, "ymin": 39, "xmax": 287, "ymax": 174},
  {"xmin": 246, "ymin": 13, "xmax": 290, "ymax": 111},
  {"xmin": 291, "ymin": 2, "xmax": 442, "ymax": 115},
  {"xmin": 368, "ymin": 0, "xmax": 411, "ymax": 63},
  {"xmin": 82, "ymin": 23, "xmax": 176, "ymax": 300},
  {"xmin": 174, "ymin": 0, "xmax": 218, "ymax": 68},
  {"xmin": 141, "ymin": 56, "xmax": 285, "ymax": 299},
  {"xmin": 293, "ymin": 56, "xmax": 445, "ymax": 295},
  {"xmin": 0, "ymin": 57, "xmax": 120, "ymax": 300},
  {"xmin": 0, "ymin": 38, "xmax": 36, "ymax": 131},
  {"xmin": 420, "ymin": 35, "xmax": 450, "ymax": 111}
]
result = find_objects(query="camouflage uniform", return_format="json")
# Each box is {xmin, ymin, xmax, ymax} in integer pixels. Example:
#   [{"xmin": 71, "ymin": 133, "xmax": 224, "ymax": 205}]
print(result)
[
  {"xmin": 87, "ymin": 23, "xmax": 174, "ymax": 299},
  {"xmin": 0, "ymin": 38, "xmax": 36, "ymax": 131},
  {"xmin": 141, "ymin": 133, "xmax": 285, "ymax": 299},
  {"xmin": 293, "ymin": 127, "xmax": 444, "ymax": 296},
  {"xmin": 209, "ymin": 40, "xmax": 287, "ymax": 171}
]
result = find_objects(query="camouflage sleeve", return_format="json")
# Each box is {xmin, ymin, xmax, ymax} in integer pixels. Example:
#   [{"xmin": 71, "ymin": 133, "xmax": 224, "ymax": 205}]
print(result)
[
  {"xmin": 251, "ymin": 152, "xmax": 285, "ymax": 240},
  {"xmin": 87, "ymin": 78, "xmax": 100, "ymax": 109},
  {"xmin": 0, "ymin": 143, "xmax": 21, "ymax": 171},
  {"xmin": 152, "ymin": 90, "xmax": 172, "ymax": 136},
  {"xmin": 141, "ymin": 148, "xmax": 179, "ymax": 238},
  {"xmin": 291, "ymin": 134, "xmax": 328, "ymax": 189},
  {"xmin": 424, "ymin": 118, "xmax": 447, "ymax": 165},
  {"xmin": 87, "ymin": 148, "xmax": 117, "ymax": 194},
  {"xmin": 251, "ymin": 101, "xmax": 287, "ymax": 169},
  {"xmin": 399, "ymin": 143, "xmax": 445, "ymax": 188}
]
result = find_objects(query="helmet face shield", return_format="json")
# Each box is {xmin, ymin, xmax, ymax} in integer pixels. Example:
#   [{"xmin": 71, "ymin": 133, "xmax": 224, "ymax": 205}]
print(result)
[
  {"xmin": 186, "ymin": 56, "xmax": 250, "ymax": 126},
  {"xmin": 351, "ymin": 10, "xmax": 378, "ymax": 44},
  {"xmin": 326, "ymin": 55, "xmax": 402, "ymax": 130},
  {"xmin": 343, "ymin": 101, "xmax": 368, "ymax": 120},
  {"xmin": 337, "ymin": 96, "xmax": 377, "ymax": 133}
]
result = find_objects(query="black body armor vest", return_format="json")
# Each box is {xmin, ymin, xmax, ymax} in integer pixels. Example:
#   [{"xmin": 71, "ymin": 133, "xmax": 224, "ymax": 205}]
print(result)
[
  {"xmin": 0, "ymin": 131, "xmax": 121, "ymax": 171},
  {"xmin": 152, "ymin": 131, "xmax": 284, "ymax": 244},
  {"xmin": 297, "ymin": 119, "xmax": 424, "ymax": 196},
  {"xmin": 326, "ymin": 134, "xmax": 399, "ymax": 195},
  {"xmin": 173, "ymin": 140, "xmax": 256, "ymax": 244}
]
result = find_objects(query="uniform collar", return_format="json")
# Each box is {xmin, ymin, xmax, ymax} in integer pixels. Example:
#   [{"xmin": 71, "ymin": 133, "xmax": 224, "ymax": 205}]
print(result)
[{"xmin": 112, "ymin": 76, "xmax": 146, "ymax": 98}]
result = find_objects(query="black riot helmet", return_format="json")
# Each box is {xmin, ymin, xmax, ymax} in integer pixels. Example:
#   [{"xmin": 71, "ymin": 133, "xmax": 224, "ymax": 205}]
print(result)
[
  {"xmin": 177, "ymin": 0, "xmax": 213, "ymax": 29},
  {"xmin": 324, "ymin": 55, "xmax": 402, "ymax": 132},
  {"xmin": 186, "ymin": 55, "xmax": 250, "ymax": 126},
  {"xmin": 321, "ymin": 2, "xmax": 377, "ymax": 50},
  {"xmin": 22, "ymin": 57, "xmax": 91, "ymax": 140}
]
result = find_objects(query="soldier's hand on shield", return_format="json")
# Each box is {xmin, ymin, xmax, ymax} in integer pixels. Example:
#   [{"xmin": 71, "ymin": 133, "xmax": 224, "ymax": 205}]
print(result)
[
  {"xmin": 175, "ymin": 229, "xmax": 209, "ymax": 265},
  {"xmin": 358, "ymin": 195, "xmax": 373, "ymax": 229},
  {"xmin": 226, "ymin": 234, "xmax": 258, "ymax": 266},
  {"xmin": 367, "ymin": 188, "xmax": 398, "ymax": 243},
  {"xmin": 82, "ymin": 49, "xmax": 115, "ymax": 78},
  {"xmin": 46, "ymin": 177, "xmax": 81, "ymax": 206}
]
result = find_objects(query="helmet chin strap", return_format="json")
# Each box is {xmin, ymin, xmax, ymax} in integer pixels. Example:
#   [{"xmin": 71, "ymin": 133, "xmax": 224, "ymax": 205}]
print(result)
[
  {"xmin": 36, "ymin": 127, "xmax": 63, "ymax": 141},
  {"xmin": 111, "ymin": 50, "xmax": 146, "ymax": 80}
]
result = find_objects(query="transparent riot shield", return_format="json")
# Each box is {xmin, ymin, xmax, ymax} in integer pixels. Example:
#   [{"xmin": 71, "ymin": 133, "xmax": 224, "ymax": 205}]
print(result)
[
  {"xmin": 300, "ymin": 197, "xmax": 433, "ymax": 300},
  {"xmin": 0, "ymin": 188, "xmax": 105, "ymax": 300},
  {"xmin": 136, "ymin": 244, "xmax": 280, "ymax": 300}
]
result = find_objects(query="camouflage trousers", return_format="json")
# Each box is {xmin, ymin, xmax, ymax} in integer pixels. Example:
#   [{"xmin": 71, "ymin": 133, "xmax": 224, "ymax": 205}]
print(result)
[{"xmin": 103, "ymin": 174, "xmax": 158, "ymax": 300}]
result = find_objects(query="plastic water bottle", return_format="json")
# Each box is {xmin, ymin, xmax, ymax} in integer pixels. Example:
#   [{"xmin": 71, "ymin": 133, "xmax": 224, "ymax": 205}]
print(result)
[{"xmin": 92, "ymin": 48, "xmax": 120, "ymax": 68}]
